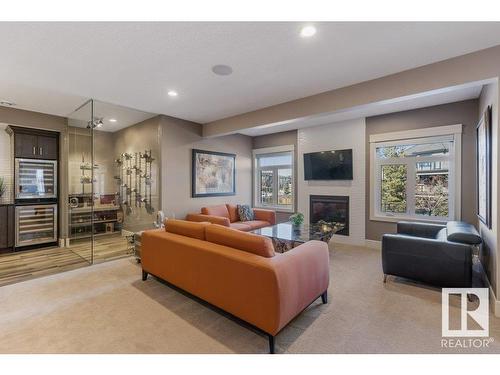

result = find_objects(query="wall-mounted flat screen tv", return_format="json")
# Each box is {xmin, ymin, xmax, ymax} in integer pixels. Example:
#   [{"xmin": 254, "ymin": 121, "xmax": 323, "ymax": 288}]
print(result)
[{"xmin": 303, "ymin": 149, "xmax": 353, "ymax": 180}]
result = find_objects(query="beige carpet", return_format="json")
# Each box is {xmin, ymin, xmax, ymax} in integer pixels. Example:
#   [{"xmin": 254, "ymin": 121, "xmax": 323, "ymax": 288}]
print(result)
[{"xmin": 0, "ymin": 243, "xmax": 499, "ymax": 354}]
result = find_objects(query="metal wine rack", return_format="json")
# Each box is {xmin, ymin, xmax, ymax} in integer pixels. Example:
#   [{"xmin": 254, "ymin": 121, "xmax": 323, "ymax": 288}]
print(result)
[{"xmin": 115, "ymin": 150, "xmax": 154, "ymax": 215}]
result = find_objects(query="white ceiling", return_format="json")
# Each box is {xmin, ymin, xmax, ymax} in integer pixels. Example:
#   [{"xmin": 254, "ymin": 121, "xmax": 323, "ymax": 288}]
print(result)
[
  {"xmin": 239, "ymin": 81, "xmax": 486, "ymax": 136},
  {"xmin": 0, "ymin": 22, "xmax": 500, "ymax": 126},
  {"xmin": 67, "ymin": 100, "xmax": 155, "ymax": 132}
]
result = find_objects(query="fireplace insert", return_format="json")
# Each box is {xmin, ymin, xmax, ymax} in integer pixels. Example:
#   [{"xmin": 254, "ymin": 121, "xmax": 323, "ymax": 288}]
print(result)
[{"xmin": 309, "ymin": 195, "xmax": 349, "ymax": 236}]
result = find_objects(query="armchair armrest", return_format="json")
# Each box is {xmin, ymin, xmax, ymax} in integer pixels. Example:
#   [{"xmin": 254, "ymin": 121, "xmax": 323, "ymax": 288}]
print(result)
[
  {"xmin": 270, "ymin": 240, "xmax": 329, "ymax": 332},
  {"xmin": 382, "ymin": 234, "xmax": 472, "ymax": 287},
  {"xmin": 253, "ymin": 208, "xmax": 276, "ymax": 225},
  {"xmin": 397, "ymin": 221, "xmax": 445, "ymax": 238},
  {"xmin": 185, "ymin": 213, "xmax": 230, "ymax": 227}
]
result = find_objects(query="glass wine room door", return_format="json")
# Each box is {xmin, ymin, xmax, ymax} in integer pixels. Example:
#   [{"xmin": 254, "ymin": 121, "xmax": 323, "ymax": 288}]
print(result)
[
  {"xmin": 67, "ymin": 100, "xmax": 94, "ymax": 264},
  {"xmin": 89, "ymin": 100, "xmax": 129, "ymax": 262}
]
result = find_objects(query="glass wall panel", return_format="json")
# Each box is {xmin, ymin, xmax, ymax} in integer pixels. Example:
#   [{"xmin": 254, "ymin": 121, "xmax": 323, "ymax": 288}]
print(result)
[
  {"xmin": 66, "ymin": 99, "xmax": 158, "ymax": 264},
  {"xmin": 93, "ymin": 100, "xmax": 160, "ymax": 262}
]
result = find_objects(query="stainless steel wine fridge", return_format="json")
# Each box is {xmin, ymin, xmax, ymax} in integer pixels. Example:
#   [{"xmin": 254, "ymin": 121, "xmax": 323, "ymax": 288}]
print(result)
[
  {"xmin": 15, "ymin": 204, "xmax": 58, "ymax": 247},
  {"xmin": 14, "ymin": 158, "xmax": 59, "ymax": 248}
]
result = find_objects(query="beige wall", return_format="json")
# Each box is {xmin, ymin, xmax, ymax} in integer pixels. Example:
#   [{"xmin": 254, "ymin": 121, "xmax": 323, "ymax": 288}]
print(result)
[
  {"xmin": 0, "ymin": 123, "xmax": 14, "ymax": 202},
  {"xmin": 204, "ymin": 45, "xmax": 500, "ymax": 137},
  {"xmin": 365, "ymin": 99, "xmax": 479, "ymax": 241},
  {"xmin": 160, "ymin": 115, "xmax": 253, "ymax": 219},
  {"xmin": 479, "ymin": 83, "xmax": 499, "ymax": 298},
  {"xmin": 252, "ymin": 130, "xmax": 298, "ymax": 221},
  {"xmin": 0, "ymin": 106, "xmax": 67, "ymax": 130}
]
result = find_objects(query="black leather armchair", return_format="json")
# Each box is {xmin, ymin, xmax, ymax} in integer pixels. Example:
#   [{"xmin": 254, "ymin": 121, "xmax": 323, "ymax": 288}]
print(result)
[{"xmin": 382, "ymin": 221, "xmax": 482, "ymax": 288}]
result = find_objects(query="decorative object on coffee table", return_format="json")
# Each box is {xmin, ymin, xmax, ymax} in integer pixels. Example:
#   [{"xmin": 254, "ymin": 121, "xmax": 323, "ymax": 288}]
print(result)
[
  {"xmin": 289, "ymin": 212, "xmax": 304, "ymax": 226},
  {"xmin": 476, "ymin": 105, "xmax": 492, "ymax": 228},
  {"xmin": 192, "ymin": 149, "xmax": 236, "ymax": 197},
  {"xmin": 251, "ymin": 221, "xmax": 343, "ymax": 253}
]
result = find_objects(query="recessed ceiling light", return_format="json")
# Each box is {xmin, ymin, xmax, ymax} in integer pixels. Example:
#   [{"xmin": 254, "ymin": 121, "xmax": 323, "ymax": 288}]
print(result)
[
  {"xmin": 0, "ymin": 100, "xmax": 16, "ymax": 106},
  {"xmin": 212, "ymin": 64, "xmax": 233, "ymax": 76},
  {"xmin": 300, "ymin": 25, "xmax": 317, "ymax": 38},
  {"xmin": 109, "ymin": 118, "xmax": 117, "ymax": 123},
  {"xmin": 96, "ymin": 123, "xmax": 103, "ymax": 128},
  {"xmin": 167, "ymin": 90, "xmax": 178, "ymax": 97}
]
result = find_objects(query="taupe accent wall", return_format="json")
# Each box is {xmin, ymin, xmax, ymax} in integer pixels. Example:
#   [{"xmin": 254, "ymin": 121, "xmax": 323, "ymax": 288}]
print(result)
[
  {"xmin": 365, "ymin": 99, "xmax": 479, "ymax": 241},
  {"xmin": 252, "ymin": 129, "xmax": 298, "ymax": 150},
  {"xmin": 478, "ymin": 83, "xmax": 498, "ymax": 296},
  {"xmin": 252, "ymin": 130, "xmax": 298, "ymax": 221},
  {"xmin": 160, "ymin": 115, "xmax": 253, "ymax": 219}
]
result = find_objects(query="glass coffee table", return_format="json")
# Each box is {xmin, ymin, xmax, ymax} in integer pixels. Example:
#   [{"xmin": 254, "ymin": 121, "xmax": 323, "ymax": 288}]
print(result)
[{"xmin": 251, "ymin": 221, "xmax": 345, "ymax": 253}]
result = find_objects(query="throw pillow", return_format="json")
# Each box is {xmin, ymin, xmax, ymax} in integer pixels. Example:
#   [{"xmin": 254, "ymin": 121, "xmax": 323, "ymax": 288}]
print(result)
[{"xmin": 237, "ymin": 204, "xmax": 254, "ymax": 222}]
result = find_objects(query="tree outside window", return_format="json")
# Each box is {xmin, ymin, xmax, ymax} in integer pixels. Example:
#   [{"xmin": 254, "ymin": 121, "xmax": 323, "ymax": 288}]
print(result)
[
  {"xmin": 255, "ymin": 151, "xmax": 293, "ymax": 211},
  {"xmin": 374, "ymin": 137, "xmax": 454, "ymax": 220}
]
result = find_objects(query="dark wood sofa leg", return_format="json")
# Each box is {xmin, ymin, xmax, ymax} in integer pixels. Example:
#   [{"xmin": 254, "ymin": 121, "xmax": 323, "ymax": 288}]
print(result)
[
  {"xmin": 321, "ymin": 290, "xmax": 328, "ymax": 304},
  {"xmin": 268, "ymin": 335, "xmax": 275, "ymax": 354},
  {"xmin": 142, "ymin": 270, "xmax": 148, "ymax": 281}
]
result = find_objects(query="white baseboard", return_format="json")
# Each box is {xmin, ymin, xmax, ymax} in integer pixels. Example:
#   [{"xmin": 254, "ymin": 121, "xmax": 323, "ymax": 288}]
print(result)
[
  {"xmin": 488, "ymin": 283, "xmax": 500, "ymax": 318},
  {"xmin": 487, "ymin": 281, "xmax": 500, "ymax": 318},
  {"xmin": 330, "ymin": 236, "xmax": 366, "ymax": 247},
  {"xmin": 476, "ymin": 261, "xmax": 500, "ymax": 317},
  {"xmin": 365, "ymin": 239, "xmax": 381, "ymax": 250}
]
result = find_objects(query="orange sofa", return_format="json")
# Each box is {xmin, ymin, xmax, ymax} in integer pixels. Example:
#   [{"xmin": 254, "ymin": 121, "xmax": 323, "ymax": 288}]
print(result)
[
  {"xmin": 141, "ymin": 219, "xmax": 329, "ymax": 353},
  {"xmin": 185, "ymin": 204, "xmax": 276, "ymax": 231}
]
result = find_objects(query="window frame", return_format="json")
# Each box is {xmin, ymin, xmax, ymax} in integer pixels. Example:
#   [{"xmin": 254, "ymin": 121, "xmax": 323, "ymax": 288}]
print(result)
[
  {"xmin": 369, "ymin": 125, "xmax": 462, "ymax": 223},
  {"xmin": 253, "ymin": 145, "xmax": 295, "ymax": 213}
]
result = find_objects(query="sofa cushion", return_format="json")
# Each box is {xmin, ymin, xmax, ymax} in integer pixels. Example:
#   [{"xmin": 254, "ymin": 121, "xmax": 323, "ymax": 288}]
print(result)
[
  {"xmin": 206, "ymin": 224, "xmax": 275, "ymax": 258},
  {"xmin": 165, "ymin": 219, "xmax": 209, "ymax": 241},
  {"xmin": 229, "ymin": 222, "xmax": 252, "ymax": 231},
  {"xmin": 240, "ymin": 220, "xmax": 270, "ymax": 230},
  {"xmin": 201, "ymin": 204, "xmax": 230, "ymax": 219},
  {"xmin": 446, "ymin": 221, "xmax": 482, "ymax": 245},
  {"xmin": 226, "ymin": 204, "xmax": 239, "ymax": 223},
  {"xmin": 237, "ymin": 204, "xmax": 254, "ymax": 221},
  {"xmin": 186, "ymin": 213, "xmax": 230, "ymax": 226}
]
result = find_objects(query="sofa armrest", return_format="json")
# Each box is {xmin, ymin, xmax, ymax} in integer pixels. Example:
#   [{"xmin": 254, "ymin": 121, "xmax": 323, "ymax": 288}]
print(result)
[
  {"xmin": 253, "ymin": 208, "xmax": 276, "ymax": 225},
  {"xmin": 270, "ymin": 240, "xmax": 329, "ymax": 333},
  {"xmin": 185, "ymin": 213, "xmax": 230, "ymax": 227},
  {"xmin": 397, "ymin": 221, "xmax": 445, "ymax": 238}
]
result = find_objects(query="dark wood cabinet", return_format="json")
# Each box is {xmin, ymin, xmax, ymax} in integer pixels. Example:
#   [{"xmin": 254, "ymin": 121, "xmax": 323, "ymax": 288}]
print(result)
[
  {"xmin": 7, "ymin": 126, "xmax": 59, "ymax": 160},
  {"xmin": 37, "ymin": 135, "xmax": 58, "ymax": 160},
  {"xmin": 0, "ymin": 205, "xmax": 15, "ymax": 252},
  {"xmin": 15, "ymin": 132, "xmax": 38, "ymax": 158}
]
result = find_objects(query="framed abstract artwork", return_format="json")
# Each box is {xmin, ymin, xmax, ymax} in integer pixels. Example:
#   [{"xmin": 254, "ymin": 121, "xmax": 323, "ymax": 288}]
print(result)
[
  {"xmin": 192, "ymin": 149, "xmax": 236, "ymax": 197},
  {"xmin": 476, "ymin": 105, "xmax": 492, "ymax": 228}
]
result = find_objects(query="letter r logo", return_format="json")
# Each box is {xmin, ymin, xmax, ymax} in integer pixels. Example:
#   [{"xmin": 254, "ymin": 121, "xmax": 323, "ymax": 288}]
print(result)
[{"xmin": 442, "ymin": 288, "xmax": 489, "ymax": 337}]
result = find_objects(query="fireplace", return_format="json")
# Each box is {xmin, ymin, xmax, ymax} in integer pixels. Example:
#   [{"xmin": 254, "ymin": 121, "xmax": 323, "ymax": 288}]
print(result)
[{"xmin": 309, "ymin": 195, "xmax": 349, "ymax": 236}]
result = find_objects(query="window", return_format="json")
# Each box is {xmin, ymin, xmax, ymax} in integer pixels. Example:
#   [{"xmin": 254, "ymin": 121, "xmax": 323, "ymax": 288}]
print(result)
[
  {"xmin": 370, "ymin": 125, "xmax": 462, "ymax": 222},
  {"xmin": 253, "ymin": 146, "xmax": 294, "ymax": 211}
]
